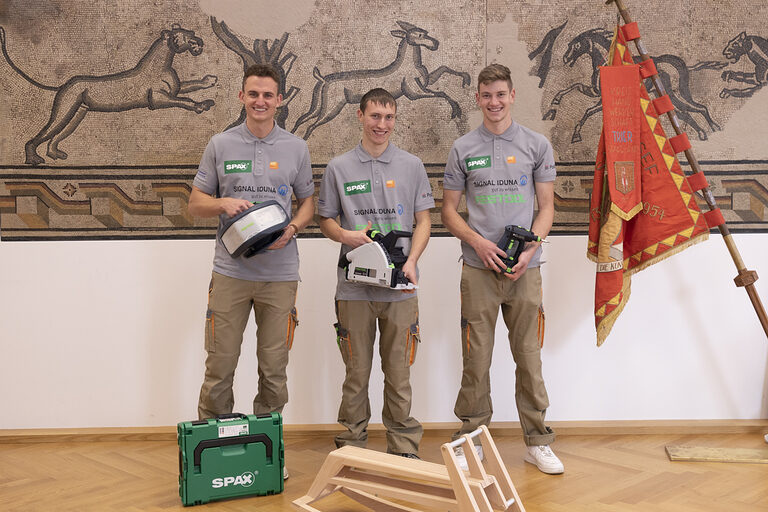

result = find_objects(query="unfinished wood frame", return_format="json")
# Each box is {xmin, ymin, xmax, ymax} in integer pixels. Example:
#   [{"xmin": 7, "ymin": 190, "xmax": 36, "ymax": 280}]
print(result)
[{"xmin": 293, "ymin": 425, "xmax": 524, "ymax": 512}]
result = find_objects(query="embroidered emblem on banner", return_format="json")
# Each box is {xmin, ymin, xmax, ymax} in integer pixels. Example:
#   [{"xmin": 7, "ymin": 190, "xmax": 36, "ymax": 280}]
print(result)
[{"xmin": 614, "ymin": 161, "xmax": 635, "ymax": 194}]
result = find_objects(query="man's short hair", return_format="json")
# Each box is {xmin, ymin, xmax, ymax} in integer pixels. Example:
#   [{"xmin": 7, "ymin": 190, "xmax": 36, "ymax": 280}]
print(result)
[
  {"xmin": 477, "ymin": 64, "xmax": 514, "ymax": 91},
  {"xmin": 359, "ymin": 88, "xmax": 397, "ymax": 113},
  {"xmin": 242, "ymin": 64, "xmax": 281, "ymax": 90}
]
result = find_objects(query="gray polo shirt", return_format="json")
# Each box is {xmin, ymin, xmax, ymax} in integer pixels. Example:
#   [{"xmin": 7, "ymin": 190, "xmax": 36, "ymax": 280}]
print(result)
[
  {"xmin": 443, "ymin": 121, "xmax": 556, "ymax": 269},
  {"xmin": 193, "ymin": 122, "xmax": 315, "ymax": 281},
  {"xmin": 318, "ymin": 143, "xmax": 435, "ymax": 302}
]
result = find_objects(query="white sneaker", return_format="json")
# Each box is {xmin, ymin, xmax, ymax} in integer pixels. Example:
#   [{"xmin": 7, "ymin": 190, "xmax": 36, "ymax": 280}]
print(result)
[
  {"xmin": 454, "ymin": 445, "xmax": 484, "ymax": 471},
  {"xmin": 283, "ymin": 465, "xmax": 289, "ymax": 480},
  {"xmin": 524, "ymin": 445, "xmax": 564, "ymax": 474}
]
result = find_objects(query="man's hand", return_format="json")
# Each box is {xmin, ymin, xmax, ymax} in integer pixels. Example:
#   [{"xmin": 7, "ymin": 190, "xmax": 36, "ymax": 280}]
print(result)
[
  {"xmin": 267, "ymin": 224, "xmax": 297, "ymax": 251},
  {"xmin": 400, "ymin": 259, "xmax": 418, "ymax": 294},
  {"xmin": 220, "ymin": 197, "xmax": 252, "ymax": 218},
  {"xmin": 504, "ymin": 244, "xmax": 535, "ymax": 281},
  {"xmin": 188, "ymin": 186, "xmax": 252, "ymax": 219},
  {"xmin": 470, "ymin": 236, "xmax": 510, "ymax": 273},
  {"xmin": 342, "ymin": 221, "xmax": 373, "ymax": 249}
]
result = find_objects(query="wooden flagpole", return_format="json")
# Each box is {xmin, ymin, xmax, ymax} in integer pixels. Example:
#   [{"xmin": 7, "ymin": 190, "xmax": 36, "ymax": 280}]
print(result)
[
  {"xmin": 604, "ymin": 0, "xmax": 768, "ymax": 461},
  {"xmin": 605, "ymin": 0, "xmax": 768, "ymax": 340}
]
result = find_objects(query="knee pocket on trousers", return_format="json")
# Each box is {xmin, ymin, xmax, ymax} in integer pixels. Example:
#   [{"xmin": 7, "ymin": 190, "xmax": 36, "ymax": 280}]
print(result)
[
  {"xmin": 205, "ymin": 308, "xmax": 216, "ymax": 352},
  {"xmin": 334, "ymin": 323, "xmax": 354, "ymax": 368},
  {"xmin": 537, "ymin": 305, "xmax": 545, "ymax": 347},
  {"xmin": 460, "ymin": 317, "xmax": 472, "ymax": 358},
  {"xmin": 404, "ymin": 323, "xmax": 420, "ymax": 367},
  {"xmin": 204, "ymin": 277, "xmax": 216, "ymax": 352},
  {"xmin": 512, "ymin": 305, "xmax": 545, "ymax": 353},
  {"xmin": 286, "ymin": 307, "xmax": 299, "ymax": 350}
]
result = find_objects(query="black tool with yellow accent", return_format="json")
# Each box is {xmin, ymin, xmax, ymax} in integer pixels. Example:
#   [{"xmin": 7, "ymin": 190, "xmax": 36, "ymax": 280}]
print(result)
[{"xmin": 496, "ymin": 225, "xmax": 544, "ymax": 273}]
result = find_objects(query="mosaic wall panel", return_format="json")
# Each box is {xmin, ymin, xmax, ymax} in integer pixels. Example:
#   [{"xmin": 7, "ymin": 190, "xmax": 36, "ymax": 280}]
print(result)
[{"xmin": 1, "ymin": 0, "xmax": 766, "ymax": 239}]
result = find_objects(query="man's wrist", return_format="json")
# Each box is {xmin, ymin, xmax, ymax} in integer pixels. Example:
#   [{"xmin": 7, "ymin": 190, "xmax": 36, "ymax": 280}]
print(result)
[
  {"xmin": 525, "ymin": 240, "xmax": 541, "ymax": 251},
  {"xmin": 288, "ymin": 223, "xmax": 299, "ymax": 238}
]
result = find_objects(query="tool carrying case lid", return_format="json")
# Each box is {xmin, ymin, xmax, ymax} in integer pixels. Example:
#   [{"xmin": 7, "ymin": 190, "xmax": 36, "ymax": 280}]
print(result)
[{"xmin": 177, "ymin": 412, "xmax": 283, "ymax": 506}]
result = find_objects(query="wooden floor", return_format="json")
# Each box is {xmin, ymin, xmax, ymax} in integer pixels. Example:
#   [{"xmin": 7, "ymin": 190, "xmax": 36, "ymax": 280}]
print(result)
[{"xmin": 1, "ymin": 430, "xmax": 767, "ymax": 511}]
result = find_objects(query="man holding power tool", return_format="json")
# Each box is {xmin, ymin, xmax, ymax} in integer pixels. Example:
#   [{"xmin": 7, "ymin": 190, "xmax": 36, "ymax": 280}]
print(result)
[
  {"xmin": 441, "ymin": 64, "xmax": 563, "ymax": 474},
  {"xmin": 318, "ymin": 88, "xmax": 434, "ymax": 459},
  {"xmin": 188, "ymin": 64, "xmax": 315, "ymax": 481}
]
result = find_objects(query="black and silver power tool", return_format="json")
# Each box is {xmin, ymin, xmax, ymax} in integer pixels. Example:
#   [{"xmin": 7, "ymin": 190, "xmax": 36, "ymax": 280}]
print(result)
[
  {"xmin": 338, "ymin": 230, "xmax": 416, "ymax": 290},
  {"xmin": 496, "ymin": 225, "xmax": 544, "ymax": 273}
]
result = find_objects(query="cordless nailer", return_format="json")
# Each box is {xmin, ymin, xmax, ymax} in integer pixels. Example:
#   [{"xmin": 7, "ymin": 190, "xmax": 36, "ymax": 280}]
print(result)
[{"xmin": 496, "ymin": 225, "xmax": 545, "ymax": 273}]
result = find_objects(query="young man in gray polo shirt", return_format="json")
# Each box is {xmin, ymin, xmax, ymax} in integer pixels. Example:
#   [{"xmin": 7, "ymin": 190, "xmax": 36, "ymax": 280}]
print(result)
[
  {"xmin": 318, "ymin": 88, "xmax": 434, "ymax": 459},
  {"xmin": 188, "ymin": 64, "xmax": 315, "ymax": 478},
  {"xmin": 442, "ymin": 64, "xmax": 563, "ymax": 474}
]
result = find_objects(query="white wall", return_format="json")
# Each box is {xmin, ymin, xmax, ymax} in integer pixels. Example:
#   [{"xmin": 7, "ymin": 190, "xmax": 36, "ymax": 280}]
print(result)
[{"xmin": 1, "ymin": 234, "xmax": 766, "ymax": 429}]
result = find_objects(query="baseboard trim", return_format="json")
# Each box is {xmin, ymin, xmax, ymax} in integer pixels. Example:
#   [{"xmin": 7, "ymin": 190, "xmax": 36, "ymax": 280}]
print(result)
[{"xmin": 1, "ymin": 419, "xmax": 766, "ymax": 444}]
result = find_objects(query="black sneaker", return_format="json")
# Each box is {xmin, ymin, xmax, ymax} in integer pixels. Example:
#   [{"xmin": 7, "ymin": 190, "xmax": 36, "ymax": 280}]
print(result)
[{"xmin": 397, "ymin": 452, "xmax": 421, "ymax": 460}]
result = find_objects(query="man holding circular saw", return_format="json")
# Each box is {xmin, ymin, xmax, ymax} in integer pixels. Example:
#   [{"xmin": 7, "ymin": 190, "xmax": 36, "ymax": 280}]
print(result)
[{"xmin": 318, "ymin": 88, "xmax": 434, "ymax": 459}]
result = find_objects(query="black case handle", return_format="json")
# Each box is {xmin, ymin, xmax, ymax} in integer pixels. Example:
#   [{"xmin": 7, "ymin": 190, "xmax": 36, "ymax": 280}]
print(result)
[
  {"xmin": 191, "ymin": 412, "xmax": 247, "ymax": 426},
  {"xmin": 193, "ymin": 433, "xmax": 273, "ymax": 468},
  {"xmin": 215, "ymin": 413, "xmax": 248, "ymax": 420}
]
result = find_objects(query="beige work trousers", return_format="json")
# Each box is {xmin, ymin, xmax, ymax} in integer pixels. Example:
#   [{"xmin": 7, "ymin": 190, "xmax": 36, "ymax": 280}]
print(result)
[
  {"xmin": 454, "ymin": 264, "xmax": 555, "ymax": 446},
  {"xmin": 198, "ymin": 272, "xmax": 298, "ymax": 420},
  {"xmin": 334, "ymin": 297, "xmax": 423, "ymax": 455}
]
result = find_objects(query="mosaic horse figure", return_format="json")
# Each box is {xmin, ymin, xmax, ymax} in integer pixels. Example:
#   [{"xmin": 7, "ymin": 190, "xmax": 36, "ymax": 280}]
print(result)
[
  {"xmin": 0, "ymin": 24, "xmax": 217, "ymax": 165},
  {"xmin": 292, "ymin": 21, "xmax": 470, "ymax": 140},
  {"xmin": 545, "ymin": 27, "xmax": 725, "ymax": 143},
  {"xmin": 543, "ymin": 28, "xmax": 611, "ymax": 143},
  {"xmin": 720, "ymin": 32, "xmax": 768, "ymax": 99}
]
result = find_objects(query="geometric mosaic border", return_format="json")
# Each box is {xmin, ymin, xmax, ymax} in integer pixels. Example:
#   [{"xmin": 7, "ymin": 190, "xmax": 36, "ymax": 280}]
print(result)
[{"xmin": 2, "ymin": 160, "xmax": 767, "ymax": 240}]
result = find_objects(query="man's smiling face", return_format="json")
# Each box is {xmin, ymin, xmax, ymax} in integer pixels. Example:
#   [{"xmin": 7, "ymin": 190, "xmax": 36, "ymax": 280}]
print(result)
[
  {"xmin": 239, "ymin": 75, "xmax": 282, "ymax": 126},
  {"xmin": 358, "ymin": 101, "xmax": 396, "ymax": 150},
  {"xmin": 476, "ymin": 80, "xmax": 515, "ymax": 130}
]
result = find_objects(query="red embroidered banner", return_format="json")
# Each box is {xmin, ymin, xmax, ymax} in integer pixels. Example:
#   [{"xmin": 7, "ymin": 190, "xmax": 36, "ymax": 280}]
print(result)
[
  {"xmin": 602, "ymin": 64, "xmax": 642, "ymax": 219},
  {"xmin": 587, "ymin": 26, "xmax": 709, "ymax": 346}
]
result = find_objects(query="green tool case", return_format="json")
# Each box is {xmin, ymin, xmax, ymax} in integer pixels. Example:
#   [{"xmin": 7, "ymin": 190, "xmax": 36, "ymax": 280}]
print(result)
[{"xmin": 177, "ymin": 412, "xmax": 283, "ymax": 506}]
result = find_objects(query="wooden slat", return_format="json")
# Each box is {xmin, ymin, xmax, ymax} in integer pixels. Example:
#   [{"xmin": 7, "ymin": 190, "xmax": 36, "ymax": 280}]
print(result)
[
  {"xmin": 666, "ymin": 445, "xmax": 768, "ymax": 463},
  {"xmin": 2, "ymin": 419, "xmax": 767, "ymax": 443}
]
